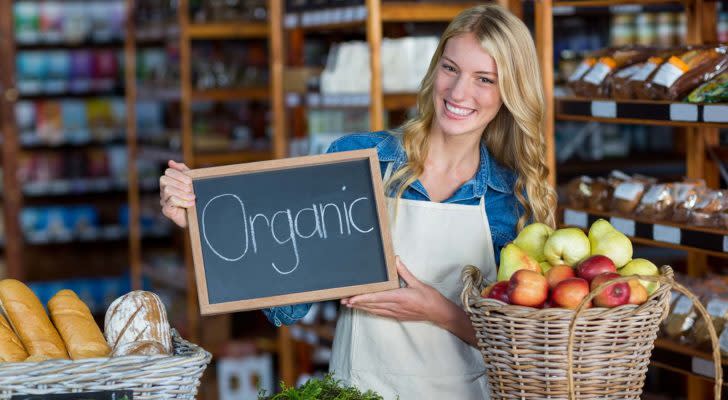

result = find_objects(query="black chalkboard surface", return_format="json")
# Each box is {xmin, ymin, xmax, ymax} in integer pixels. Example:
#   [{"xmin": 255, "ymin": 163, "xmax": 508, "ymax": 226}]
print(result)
[{"xmin": 186, "ymin": 149, "xmax": 398, "ymax": 315}]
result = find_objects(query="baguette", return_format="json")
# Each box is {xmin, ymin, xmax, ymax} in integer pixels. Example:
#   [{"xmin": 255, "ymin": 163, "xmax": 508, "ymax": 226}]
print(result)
[
  {"xmin": 0, "ymin": 279, "xmax": 68, "ymax": 360},
  {"xmin": 48, "ymin": 289, "xmax": 111, "ymax": 359},
  {"xmin": 0, "ymin": 313, "xmax": 28, "ymax": 362}
]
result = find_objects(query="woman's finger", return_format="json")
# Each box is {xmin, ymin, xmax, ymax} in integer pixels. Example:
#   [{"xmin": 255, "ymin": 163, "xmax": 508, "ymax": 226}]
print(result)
[
  {"xmin": 166, "ymin": 195, "xmax": 195, "ymax": 209},
  {"xmin": 161, "ymin": 185, "xmax": 195, "ymax": 203},
  {"xmin": 168, "ymin": 160, "xmax": 190, "ymax": 172},
  {"xmin": 160, "ymin": 175, "xmax": 193, "ymax": 194},
  {"xmin": 164, "ymin": 168, "xmax": 192, "ymax": 186}
]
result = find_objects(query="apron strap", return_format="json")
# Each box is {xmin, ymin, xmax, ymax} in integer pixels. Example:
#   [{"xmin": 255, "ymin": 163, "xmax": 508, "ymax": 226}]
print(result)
[{"xmin": 383, "ymin": 162, "xmax": 394, "ymax": 182}]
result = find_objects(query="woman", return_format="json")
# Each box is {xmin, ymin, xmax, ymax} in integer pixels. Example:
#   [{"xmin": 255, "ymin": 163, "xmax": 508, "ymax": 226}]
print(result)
[{"xmin": 160, "ymin": 4, "xmax": 555, "ymax": 399}]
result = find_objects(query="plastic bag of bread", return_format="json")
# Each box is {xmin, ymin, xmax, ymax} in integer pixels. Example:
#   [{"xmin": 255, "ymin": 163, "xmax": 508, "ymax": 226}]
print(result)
[
  {"xmin": 634, "ymin": 183, "xmax": 674, "ymax": 220},
  {"xmin": 610, "ymin": 174, "xmax": 654, "ymax": 215},
  {"xmin": 566, "ymin": 176, "xmax": 592, "ymax": 208},
  {"xmin": 646, "ymin": 46, "xmax": 728, "ymax": 100},
  {"xmin": 686, "ymin": 71, "xmax": 728, "ymax": 103},
  {"xmin": 588, "ymin": 178, "xmax": 612, "ymax": 211},
  {"xmin": 573, "ymin": 47, "xmax": 654, "ymax": 98},
  {"xmin": 692, "ymin": 297, "xmax": 728, "ymax": 347},
  {"xmin": 672, "ymin": 181, "xmax": 706, "ymax": 223},
  {"xmin": 662, "ymin": 292, "xmax": 697, "ymax": 340},
  {"xmin": 689, "ymin": 189, "xmax": 727, "ymax": 227},
  {"xmin": 612, "ymin": 61, "xmax": 651, "ymax": 100},
  {"xmin": 566, "ymin": 49, "xmax": 612, "ymax": 96}
]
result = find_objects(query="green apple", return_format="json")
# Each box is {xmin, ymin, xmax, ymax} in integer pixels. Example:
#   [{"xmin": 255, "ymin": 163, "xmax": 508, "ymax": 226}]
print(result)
[
  {"xmin": 540, "ymin": 261, "xmax": 553, "ymax": 274},
  {"xmin": 588, "ymin": 219, "xmax": 633, "ymax": 268},
  {"xmin": 619, "ymin": 258, "xmax": 659, "ymax": 294},
  {"xmin": 497, "ymin": 243, "xmax": 542, "ymax": 281},
  {"xmin": 543, "ymin": 228, "xmax": 590, "ymax": 267},
  {"xmin": 513, "ymin": 222, "xmax": 554, "ymax": 262}
]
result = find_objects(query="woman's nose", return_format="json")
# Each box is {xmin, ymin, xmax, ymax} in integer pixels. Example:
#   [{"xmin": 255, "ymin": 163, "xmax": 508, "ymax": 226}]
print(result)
[{"xmin": 449, "ymin": 74, "xmax": 470, "ymax": 101}]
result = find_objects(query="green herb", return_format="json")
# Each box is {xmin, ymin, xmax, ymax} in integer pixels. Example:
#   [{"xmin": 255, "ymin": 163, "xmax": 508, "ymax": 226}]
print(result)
[{"xmin": 258, "ymin": 373, "xmax": 385, "ymax": 400}]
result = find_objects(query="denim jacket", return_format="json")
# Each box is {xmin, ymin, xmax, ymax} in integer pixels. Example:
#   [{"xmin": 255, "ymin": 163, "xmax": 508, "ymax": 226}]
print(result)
[{"xmin": 262, "ymin": 131, "xmax": 523, "ymax": 327}]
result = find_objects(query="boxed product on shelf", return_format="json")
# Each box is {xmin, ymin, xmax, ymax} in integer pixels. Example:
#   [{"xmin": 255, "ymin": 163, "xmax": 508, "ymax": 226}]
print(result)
[{"xmin": 13, "ymin": 1, "xmax": 125, "ymax": 45}]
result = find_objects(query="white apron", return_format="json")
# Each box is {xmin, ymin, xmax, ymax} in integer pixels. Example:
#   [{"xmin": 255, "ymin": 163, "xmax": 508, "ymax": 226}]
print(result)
[{"xmin": 330, "ymin": 163, "xmax": 497, "ymax": 400}]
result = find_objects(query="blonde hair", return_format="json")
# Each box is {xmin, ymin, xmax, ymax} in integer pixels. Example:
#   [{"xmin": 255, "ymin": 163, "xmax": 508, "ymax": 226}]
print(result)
[{"xmin": 385, "ymin": 4, "xmax": 556, "ymax": 230}]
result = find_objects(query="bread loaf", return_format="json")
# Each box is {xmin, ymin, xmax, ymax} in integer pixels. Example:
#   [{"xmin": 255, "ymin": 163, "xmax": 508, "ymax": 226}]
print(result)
[
  {"xmin": 111, "ymin": 340, "xmax": 167, "ymax": 357},
  {"xmin": 104, "ymin": 291, "xmax": 172, "ymax": 356},
  {"xmin": 0, "ymin": 313, "xmax": 28, "ymax": 362},
  {"xmin": 0, "ymin": 279, "xmax": 68, "ymax": 360},
  {"xmin": 48, "ymin": 289, "xmax": 111, "ymax": 359}
]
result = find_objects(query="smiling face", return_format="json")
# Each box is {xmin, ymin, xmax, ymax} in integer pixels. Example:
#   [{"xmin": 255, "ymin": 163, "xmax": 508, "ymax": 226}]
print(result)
[{"xmin": 431, "ymin": 32, "xmax": 503, "ymax": 140}]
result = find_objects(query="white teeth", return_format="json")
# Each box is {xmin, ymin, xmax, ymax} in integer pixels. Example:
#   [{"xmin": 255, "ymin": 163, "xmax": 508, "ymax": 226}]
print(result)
[{"xmin": 445, "ymin": 101, "xmax": 473, "ymax": 116}]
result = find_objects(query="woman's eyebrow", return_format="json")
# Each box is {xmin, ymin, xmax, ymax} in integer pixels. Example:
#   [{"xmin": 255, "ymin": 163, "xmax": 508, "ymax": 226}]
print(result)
[{"xmin": 442, "ymin": 55, "xmax": 498, "ymax": 76}]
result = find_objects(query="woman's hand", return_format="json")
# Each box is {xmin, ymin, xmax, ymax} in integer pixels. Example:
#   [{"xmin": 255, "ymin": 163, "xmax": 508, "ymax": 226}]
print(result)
[
  {"xmin": 160, "ymin": 160, "xmax": 195, "ymax": 228},
  {"xmin": 342, "ymin": 257, "xmax": 445, "ymax": 323}
]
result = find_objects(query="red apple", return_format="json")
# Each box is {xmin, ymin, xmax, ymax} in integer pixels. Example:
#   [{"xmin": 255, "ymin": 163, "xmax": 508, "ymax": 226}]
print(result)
[
  {"xmin": 507, "ymin": 270, "xmax": 548, "ymax": 307},
  {"xmin": 591, "ymin": 272, "xmax": 631, "ymax": 308},
  {"xmin": 577, "ymin": 255, "xmax": 617, "ymax": 282},
  {"xmin": 545, "ymin": 265, "xmax": 575, "ymax": 289},
  {"xmin": 552, "ymin": 278, "xmax": 591, "ymax": 310},
  {"xmin": 481, "ymin": 281, "xmax": 510, "ymax": 304},
  {"xmin": 627, "ymin": 279, "xmax": 648, "ymax": 305}
]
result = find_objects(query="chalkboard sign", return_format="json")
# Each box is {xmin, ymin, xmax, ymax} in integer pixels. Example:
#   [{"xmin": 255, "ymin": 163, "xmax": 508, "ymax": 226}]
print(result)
[
  {"xmin": 186, "ymin": 149, "xmax": 398, "ymax": 315},
  {"xmin": 12, "ymin": 391, "xmax": 132, "ymax": 400}
]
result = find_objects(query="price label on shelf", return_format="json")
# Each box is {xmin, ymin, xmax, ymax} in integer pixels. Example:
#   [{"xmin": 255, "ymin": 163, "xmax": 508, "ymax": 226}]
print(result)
[
  {"xmin": 704, "ymin": 105, "xmax": 728, "ymax": 123},
  {"xmin": 691, "ymin": 356, "xmax": 716, "ymax": 378},
  {"xmin": 591, "ymin": 101, "xmax": 617, "ymax": 118},
  {"xmin": 653, "ymin": 224, "xmax": 681, "ymax": 245},
  {"xmin": 563, "ymin": 209, "xmax": 588, "ymax": 228},
  {"xmin": 707, "ymin": 300, "xmax": 728, "ymax": 318},
  {"xmin": 720, "ymin": 328, "xmax": 728, "ymax": 354},
  {"xmin": 284, "ymin": 13, "xmax": 298, "ymax": 29},
  {"xmin": 285, "ymin": 93, "xmax": 301, "ymax": 107},
  {"xmin": 669, "ymin": 103, "xmax": 698, "ymax": 121},
  {"xmin": 609, "ymin": 217, "xmax": 635, "ymax": 237},
  {"xmin": 673, "ymin": 296, "xmax": 693, "ymax": 314},
  {"xmin": 724, "ymin": 235, "xmax": 728, "ymax": 253}
]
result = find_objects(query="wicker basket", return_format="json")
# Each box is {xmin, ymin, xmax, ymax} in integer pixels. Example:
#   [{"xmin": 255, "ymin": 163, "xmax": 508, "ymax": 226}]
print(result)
[
  {"xmin": 461, "ymin": 265, "xmax": 722, "ymax": 400},
  {"xmin": 0, "ymin": 330, "xmax": 211, "ymax": 399}
]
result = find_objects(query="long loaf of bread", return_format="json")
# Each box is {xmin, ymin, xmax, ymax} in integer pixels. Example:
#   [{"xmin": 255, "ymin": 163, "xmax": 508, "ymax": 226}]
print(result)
[
  {"xmin": 0, "ymin": 279, "xmax": 68, "ymax": 360},
  {"xmin": 0, "ymin": 313, "xmax": 28, "ymax": 362},
  {"xmin": 48, "ymin": 289, "xmax": 110, "ymax": 359}
]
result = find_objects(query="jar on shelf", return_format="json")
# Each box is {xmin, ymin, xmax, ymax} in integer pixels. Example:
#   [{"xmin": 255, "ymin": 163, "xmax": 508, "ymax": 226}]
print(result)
[
  {"xmin": 656, "ymin": 12, "xmax": 676, "ymax": 47},
  {"xmin": 611, "ymin": 14, "xmax": 636, "ymax": 47},
  {"xmin": 635, "ymin": 13, "xmax": 657, "ymax": 46},
  {"xmin": 718, "ymin": 12, "xmax": 728, "ymax": 43}
]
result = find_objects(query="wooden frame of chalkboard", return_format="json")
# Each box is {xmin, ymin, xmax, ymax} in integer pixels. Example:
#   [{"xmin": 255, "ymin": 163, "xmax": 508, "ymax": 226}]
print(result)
[{"xmin": 185, "ymin": 148, "xmax": 398, "ymax": 315}]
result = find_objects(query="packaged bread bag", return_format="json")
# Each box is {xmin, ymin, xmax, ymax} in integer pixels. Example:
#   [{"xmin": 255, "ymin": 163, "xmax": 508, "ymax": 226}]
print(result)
[
  {"xmin": 566, "ymin": 48, "xmax": 612, "ymax": 95},
  {"xmin": 689, "ymin": 189, "xmax": 728, "ymax": 227},
  {"xmin": 634, "ymin": 183, "xmax": 674, "ymax": 220},
  {"xmin": 687, "ymin": 71, "xmax": 728, "ymax": 103},
  {"xmin": 646, "ymin": 46, "xmax": 728, "ymax": 100},
  {"xmin": 572, "ymin": 47, "xmax": 653, "ymax": 98},
  {"xmin": 663, "ymin": 291, "xmax": 698, "ymax": 340},
  {"xmin": 611, "ymin": 173, "xmax": 655, "ymax": 215},
  {"xmin": 566, "ymin": 176, "xmax": 593, "ymax": 209}
]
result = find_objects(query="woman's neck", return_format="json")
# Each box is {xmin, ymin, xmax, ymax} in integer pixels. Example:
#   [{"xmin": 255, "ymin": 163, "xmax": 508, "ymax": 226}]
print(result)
[{"xmin": 425, "ymin": 130, "xmax": 481, "ymax": 181}]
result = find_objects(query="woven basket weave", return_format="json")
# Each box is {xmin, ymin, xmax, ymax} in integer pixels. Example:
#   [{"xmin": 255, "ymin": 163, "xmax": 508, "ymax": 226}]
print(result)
[
  {"xmin": 461, "ymin": 265, "xmax": 722, "ymax": 400},
  {"xmin": 0, "ymin": 330, "xmax": 211, "ymax": 399}
]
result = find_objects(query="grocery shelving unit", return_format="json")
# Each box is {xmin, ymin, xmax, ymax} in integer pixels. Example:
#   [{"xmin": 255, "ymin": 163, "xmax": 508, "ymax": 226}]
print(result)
[
  {"xmin": 535, "ymin": 0, "xmax": 726, "ymax": 397},
  {"xmin": 125, "ymin": 0, "xmax": 294, "ymax": 392},
  {"xmin": 0, "ymin": 1, "xmax": 140, "ymax": 294}
]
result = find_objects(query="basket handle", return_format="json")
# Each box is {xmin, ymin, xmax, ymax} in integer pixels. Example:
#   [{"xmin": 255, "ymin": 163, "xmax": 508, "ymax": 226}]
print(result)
[
  {"xmin": 461, "ymin": 265, "xmax": 484, "ymax": 314},
  {"xmin": 566, "ymin": 267, "xmax": 722, "ymax": 400}
]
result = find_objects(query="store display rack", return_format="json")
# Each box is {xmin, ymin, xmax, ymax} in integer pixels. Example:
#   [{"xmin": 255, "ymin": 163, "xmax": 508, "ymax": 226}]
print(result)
[{"xmin": 537, "ymin": 0, "xmax": 726, "ymax": 397}]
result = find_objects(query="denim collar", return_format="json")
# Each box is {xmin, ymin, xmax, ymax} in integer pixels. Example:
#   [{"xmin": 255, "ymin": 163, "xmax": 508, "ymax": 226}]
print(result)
[{"xmin": 375, "ymin": 132, "xmax": 515, "ymax": 198}]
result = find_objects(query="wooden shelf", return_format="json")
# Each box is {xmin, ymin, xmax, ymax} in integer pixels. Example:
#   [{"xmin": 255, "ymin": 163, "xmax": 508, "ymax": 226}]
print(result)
[
  {"xmin": 555, "ymin": 96, "xmax": 728, "ymax": 128},
  {"xmin": 554, "ymin": 0, "xmax": 685, "ymax": 7},
  {"xmin": 380, "ymin": 2, "xmax": 482, "ymax": 22},
  {"xmin": 184, "ymin": 22, "xmax": 269, "ymax": 39},
  {"xmin": 194, "ymin": 149, "xmax": 273, "ymax": 166},
  {"xmin": 15, "ymin": 40, "xmax": 125, "ymax": 50},
  {"xmin": 560, "ymin": 207, "xmax": 728, "ymax": 258},
  {"xmin": 191, "ymin": 87, "xmax": 270, "ymax": 102},
  {"xmin": 652, "ymin": 338, "xmax": 727, "ymax": 384}
]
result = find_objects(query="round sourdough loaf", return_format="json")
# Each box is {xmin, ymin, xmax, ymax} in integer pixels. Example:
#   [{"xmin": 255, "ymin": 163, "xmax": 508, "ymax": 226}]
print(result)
[{"xmin": 104, "ymin": 291, "xmax": 172, "ymax": 356}]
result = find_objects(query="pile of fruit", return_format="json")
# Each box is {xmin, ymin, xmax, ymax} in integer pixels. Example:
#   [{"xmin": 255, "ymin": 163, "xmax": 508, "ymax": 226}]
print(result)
[{"xmin": 482, "ymin": 219, "xmax": 660, "ymax": 309}]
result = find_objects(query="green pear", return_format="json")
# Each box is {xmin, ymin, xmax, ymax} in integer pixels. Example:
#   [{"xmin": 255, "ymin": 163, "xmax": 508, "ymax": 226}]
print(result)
[
  {"xmin": 588, "ymin": 219, "xmax": 633, "ymax": 268},
  {"xmin": 513, "ymin": 222, "xmax": 554, "ymax": 262},
  {"xmin": 543, "ymin": 228, "xmax": 590, "ymax": 267},
  {"xmin": 619, "ymin": 258, "xmax": 659, "ymax": 294},
  {"xmin": 497, "ymin": 243, "xmax": 542, "ymax": 281},
  {"xmin": 540, "ymin": 261, "xmax": 553, "ymax": 274}
]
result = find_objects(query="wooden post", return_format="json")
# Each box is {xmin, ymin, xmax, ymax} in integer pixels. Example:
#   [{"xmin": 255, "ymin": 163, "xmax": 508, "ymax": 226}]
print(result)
[
  {"xmin": 366, "ymin": 0, "xmax": 384, "ymax": 131},
  {"xmin": 124, "ymin": 0, "xmax": 142, "ymax": 291},
  {"xmin": 0, "ymin": 0, "xmax": 24, "ymax": 280},
  {"xmin": 534, "ymin": 0, "xmax": 555, "ymax": 188},
  {"xmin": 270, "ymin": 0, "xmax": 286, "ymax": 159}
]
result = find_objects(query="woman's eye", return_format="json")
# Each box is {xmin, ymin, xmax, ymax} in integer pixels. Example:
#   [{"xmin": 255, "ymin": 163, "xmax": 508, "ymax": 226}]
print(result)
[
  {"xmin": 478, "ymin": 77, "xmax": 494, "ymax": 84},
  {"xmin": 442, "ymin": 64, "xmax": 456, "ymax": 72}
]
